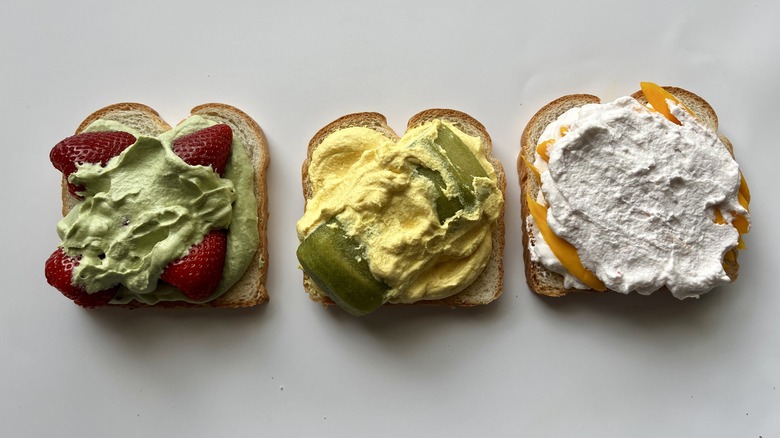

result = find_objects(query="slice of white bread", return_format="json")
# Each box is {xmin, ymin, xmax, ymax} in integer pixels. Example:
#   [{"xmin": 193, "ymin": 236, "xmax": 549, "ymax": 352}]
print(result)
[
  {"xmin": 59, "ymin": 102, "xmax": 269, "ymax": 308},
  {"xmin": 518, "ymin": 87, "xmax": 740, "ymax": 297},
  {"xmin": 301, "ymin": 109, "xmax": 506, "ymax": 308}
]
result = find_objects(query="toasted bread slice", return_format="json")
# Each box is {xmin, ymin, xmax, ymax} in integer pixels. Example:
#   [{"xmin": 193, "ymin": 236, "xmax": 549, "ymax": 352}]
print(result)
[
  {"xmin": 301, "ymin": 109, "xmax": 506, "ymax": 309},
  {"xmin": 60, "ymin": 102, "xmax": 269, "ymax": 308},
  {"xmin": 519, "ymin": 87, "xmax": 740, "ymax": 297}
]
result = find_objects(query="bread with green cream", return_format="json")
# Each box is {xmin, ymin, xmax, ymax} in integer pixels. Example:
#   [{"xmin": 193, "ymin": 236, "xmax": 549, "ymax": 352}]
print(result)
[{"xmin": 47, "ymin": 103, "xmax": 269, "ymax": 308}]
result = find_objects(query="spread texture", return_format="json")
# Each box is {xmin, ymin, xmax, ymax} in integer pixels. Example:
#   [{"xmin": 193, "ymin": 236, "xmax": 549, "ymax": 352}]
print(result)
[
  {"xmin": 57, "ymin": 117, "xmax": 259, "ymax": 304},
  {"xmin": 529, "ymin": 95, "xmax": 748, "ymax": 298},
  {"xmin": 297, "ymin": 119, "xmax": 503, "ymax": 308}
]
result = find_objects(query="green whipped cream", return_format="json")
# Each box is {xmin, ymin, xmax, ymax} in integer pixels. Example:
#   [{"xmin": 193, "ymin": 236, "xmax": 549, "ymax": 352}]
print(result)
[{"xmin": 56, "ymin": 116, "xmax": 260, "ymax": 304}]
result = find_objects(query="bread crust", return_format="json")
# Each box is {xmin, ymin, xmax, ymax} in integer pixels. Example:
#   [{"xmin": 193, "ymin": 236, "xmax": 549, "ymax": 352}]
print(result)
[
  {"xmin": 519, "ymin": 95, "xmax": 601, "ymax": 297},
  {"xmin": 301, "ymin": 109, "xmax": 506, "ymax": 309},
  {"xmin": 519, "ymin": 87, "xmax": 740, "ymax": 297},
  {"xmin": 59, "ymin": 102, "xmax": 269, "ymax": 308}
]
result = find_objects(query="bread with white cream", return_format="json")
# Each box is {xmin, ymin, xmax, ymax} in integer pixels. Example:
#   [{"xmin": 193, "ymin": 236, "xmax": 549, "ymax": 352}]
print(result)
[{"xmin": 519, "ymin": 83, "xmax": 749, "ymax": 298}]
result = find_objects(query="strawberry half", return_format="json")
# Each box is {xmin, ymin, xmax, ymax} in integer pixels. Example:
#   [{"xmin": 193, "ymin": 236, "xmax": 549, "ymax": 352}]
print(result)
[
  {"xmin": 44, "ymin": 248, "xmax": 117, "ymax": 308},
  {"xmin": 172, "ymin": 124, "xmax": 232, "ymax": 175},
  {"xmin": 160, "ymin": 230, "xmax": 227, "ymax": 301},
  {"xmin": 50, "ymin": 131, "xmax": 137, "ymax": 197}
]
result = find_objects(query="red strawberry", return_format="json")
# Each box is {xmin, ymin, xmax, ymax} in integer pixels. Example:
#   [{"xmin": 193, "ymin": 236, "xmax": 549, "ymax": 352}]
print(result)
[
  {"xmin": 172, "ymin": 124, "xmax": 232, "ymax": 175},
  {"xmin": 44, "ymin": 248, "xmax": 117, "ymax": 308},
  {"xmin": 50, "ymin": 131, "xmax": 136, "ymax": 197},
  {"xmin": 160, "ymin": 230, "xmax": 227, "ymax": 301}
]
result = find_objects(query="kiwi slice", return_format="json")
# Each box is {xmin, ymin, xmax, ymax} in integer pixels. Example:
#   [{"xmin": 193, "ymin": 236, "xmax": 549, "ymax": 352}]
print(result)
[
  {"xmin": 411, "ymin": 123, "xmax": 487, "ymax": 223},
  {"xmin": 297, "ymin": 219, "xmax": 389, "ymax": 316},
  {"xmin": 298, "ymin": 122, "xmax": 488, "ymax": 315}
]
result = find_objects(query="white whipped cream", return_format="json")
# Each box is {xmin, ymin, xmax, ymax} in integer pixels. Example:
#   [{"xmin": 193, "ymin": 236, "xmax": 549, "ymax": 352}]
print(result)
[{"xmin": 528, "ymin": 96, "xmax": 747, "ymax": 298}]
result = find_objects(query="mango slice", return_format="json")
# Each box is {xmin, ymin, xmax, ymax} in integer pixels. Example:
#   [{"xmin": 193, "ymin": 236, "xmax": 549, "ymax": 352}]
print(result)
[
  {"xmin": 642, "ymin": 81, "xmax": 750, "ymax": 251},
  {"xmin": 732, "ymin": 212, "xmax": 749, "ymax": 234},
  {"xmin": 521, "ymin": 155, "xmax": 541, "ymax": 185},
  {"xmin": 527, "ymin": 193, "xmax": 606, "ymax": 291},
  {"xmin": 738, "ymin": 191, "xmax": 749, "ymax": 213},
  {"xmin": 535, "ymin": 127, "xmax": 568, "ymax": 163},
  {"xmin": 714, "ymin": 207, "xmax": 748, "ymax": 251},
  {"xmin": 739, "ymin": 172, "xmax": 751, "ymax": 203},
  {"xmin": 536, "ymin": 139, "xmax": 554, "ymax": 162},
  {"xmin": 640, "ymin": 82, "xmax": 696, "ymax": 125}
]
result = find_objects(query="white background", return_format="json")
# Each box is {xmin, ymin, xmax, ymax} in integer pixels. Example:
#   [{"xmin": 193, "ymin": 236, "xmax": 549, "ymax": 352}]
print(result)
[{"xmin": 1, "ymin": 1, "xmax": 778, "ymax": 436}]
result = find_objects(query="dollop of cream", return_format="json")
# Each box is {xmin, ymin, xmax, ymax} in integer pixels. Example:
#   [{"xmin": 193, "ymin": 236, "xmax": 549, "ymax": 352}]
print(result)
[
  {"xmin": 529, "ymin": 96, "xmax": 747, "ymax": 298},
  {"xmin": 297, "ymin": 121, "xmax": 502, "ymax": 303},
  {"xmin": 57, "ymin": 117, "xmax": 259, "ymax": 304}
]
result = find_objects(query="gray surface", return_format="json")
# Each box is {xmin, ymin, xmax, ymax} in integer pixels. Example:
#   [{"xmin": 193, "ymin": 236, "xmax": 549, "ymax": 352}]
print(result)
[{"xmin": 1, "ymin": 0, "xmax": 777, "ymax": 436}]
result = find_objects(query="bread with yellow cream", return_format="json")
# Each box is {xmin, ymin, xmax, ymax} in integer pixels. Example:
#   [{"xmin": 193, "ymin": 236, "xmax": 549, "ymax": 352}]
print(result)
[
  {"xmin": 299, "ymin": 109, "xmax": 505, "ymax": 314},
  {"xmin": 519, "ymin": 84, "xmax": 749, "ymax": 298}
]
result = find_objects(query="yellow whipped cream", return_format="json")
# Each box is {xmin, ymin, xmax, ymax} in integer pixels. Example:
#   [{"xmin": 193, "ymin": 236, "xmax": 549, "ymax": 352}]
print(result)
[{"xmin": 297, "ymin": 119, "xmax": 502, "ymax": 303}]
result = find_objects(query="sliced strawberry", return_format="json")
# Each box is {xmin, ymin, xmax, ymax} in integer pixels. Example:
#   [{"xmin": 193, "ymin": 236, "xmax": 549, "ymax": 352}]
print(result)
[
  {"xmin": 160, "ymin": 230, "xmax": 227, "ymax": 301},
  {"xmin": 44, "ymin": 248, "xmax": 117, "ymax": 308},
  {"xmin": 172, "ymin": 124, "xmax": 232, "ymax": 175},
  {"xmin": 50, "ymin": 131, "xmax": 136, "ymax": 197}
]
